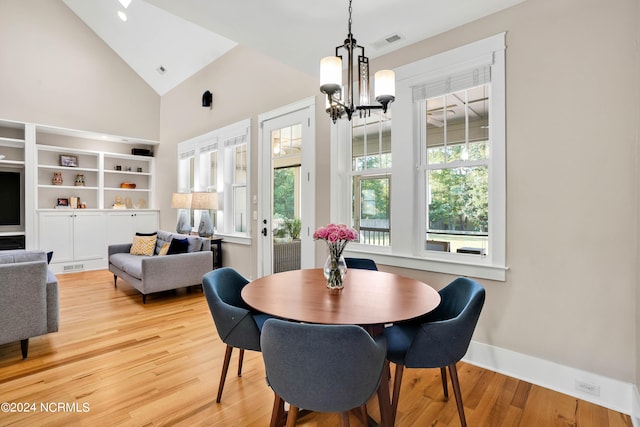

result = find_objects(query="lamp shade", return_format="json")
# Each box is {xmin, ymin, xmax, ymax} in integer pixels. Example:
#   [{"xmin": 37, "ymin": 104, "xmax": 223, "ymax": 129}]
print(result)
[
  {"xmin": 191, "ymin": 192, "xmax": 218, "ymax": 210},
  {"xmin": 171, "ymin": 193, "xmax": 192, "ymax": 209}
]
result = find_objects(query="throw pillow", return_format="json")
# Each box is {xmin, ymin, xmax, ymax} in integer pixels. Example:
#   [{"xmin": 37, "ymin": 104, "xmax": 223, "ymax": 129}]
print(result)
[
  {"xmin": 130, "ymin": 235, "xmax": 157, "ymax": 256},
  {"xmin": 136, "ymin": 231, "xmax": 157, "ymax": 236},
  {"xmin": 158, "ymin": 242, "xmax": 170, "ymax": 256},
  {"xmin": 167, "ymin": 237, "xmax": 189, "ymax": 255}
]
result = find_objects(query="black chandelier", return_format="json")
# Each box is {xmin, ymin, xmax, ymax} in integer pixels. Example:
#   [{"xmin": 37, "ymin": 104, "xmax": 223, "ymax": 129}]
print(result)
[{"xmin": 319, "ymin": 0, "xmax": 395, "ymax": 123}]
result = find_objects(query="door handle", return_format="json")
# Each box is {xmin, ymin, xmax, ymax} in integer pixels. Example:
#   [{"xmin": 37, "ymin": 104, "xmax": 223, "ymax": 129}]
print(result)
[{"xmin": 262, "ymin": 227, "xmax": 268, "ymax": 236}]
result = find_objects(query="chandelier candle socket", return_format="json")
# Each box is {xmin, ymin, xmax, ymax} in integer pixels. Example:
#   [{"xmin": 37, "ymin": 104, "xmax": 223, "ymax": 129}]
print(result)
[{"xmin": 314, "ymin": 223, "xmax": 359, "ymax": 290}]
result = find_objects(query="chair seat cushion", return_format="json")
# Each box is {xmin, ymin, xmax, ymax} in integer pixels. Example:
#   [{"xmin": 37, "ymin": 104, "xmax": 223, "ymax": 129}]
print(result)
[
  {"xmin": 109, "ymin": 253, "xmax": 152, "ymax": 279},
  {"xmin": 383, "ymin": 323, "xmax": 420, "ymax": 365},
  {"xmin": 252, "ymin": 313, "xmax": 273, "ymax": 331}
]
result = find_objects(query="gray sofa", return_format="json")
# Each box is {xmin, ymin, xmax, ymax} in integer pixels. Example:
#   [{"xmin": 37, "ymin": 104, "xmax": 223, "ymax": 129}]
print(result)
[
  {"xmin": 108, "ymin": 230, "xmax": 213, "ymax": 303},
  {"xmin": 0, "ymin": 250, "xmax": 59, "ymax": 359}
]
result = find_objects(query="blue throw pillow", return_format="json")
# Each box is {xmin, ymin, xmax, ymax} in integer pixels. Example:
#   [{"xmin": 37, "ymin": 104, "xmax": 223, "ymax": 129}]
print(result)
[{"xmin": 167, "ymin": 237, "xmax": 189, "ymax": 255}]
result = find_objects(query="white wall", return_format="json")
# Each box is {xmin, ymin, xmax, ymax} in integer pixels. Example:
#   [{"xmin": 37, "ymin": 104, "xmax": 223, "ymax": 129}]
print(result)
[{"xmin": 0, "ymin": 0, "xmax": 160, "ymax": 140}]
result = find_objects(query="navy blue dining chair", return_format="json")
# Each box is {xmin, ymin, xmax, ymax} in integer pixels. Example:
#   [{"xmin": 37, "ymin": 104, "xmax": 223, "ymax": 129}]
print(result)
[
  {"xmin": 260, "ymin": 318, "xmax": 387, "ymax": 427},
  {"xmin": 344, "ymin": 257, "xmax": 378, "ymax": 271},
  {"xmin": 202, "ymin": 267, "xmax": 271, "ymax": 403},
  {"xmin": 383, "ymin": 277, "xmax": 485, "ymax": 427}
]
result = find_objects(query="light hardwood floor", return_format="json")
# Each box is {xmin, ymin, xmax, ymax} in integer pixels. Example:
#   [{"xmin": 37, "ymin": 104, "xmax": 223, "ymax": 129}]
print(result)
[{"xmin": 0, "ymin": 270, "xmax": 632, "ymax": 426}]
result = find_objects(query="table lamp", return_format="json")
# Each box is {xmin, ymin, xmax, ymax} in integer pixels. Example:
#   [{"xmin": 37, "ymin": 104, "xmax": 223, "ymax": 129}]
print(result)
[
  {"xmin": 171, "ymin": 193, "xmax": 192, "ymax": 234},
  {"xmin": 191, "ymin": 192, "xmax": 218, "ymax": 237}
]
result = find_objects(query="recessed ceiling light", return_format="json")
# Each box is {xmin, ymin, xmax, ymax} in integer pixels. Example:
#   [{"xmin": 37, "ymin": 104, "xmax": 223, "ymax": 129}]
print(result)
[
  {"xmin": 117, "ymin": 10, "xmax": 127, "ymax": 21},
  {"xmin": 118, "ymin": 0, "xmax": 132, "ymax": 8}
]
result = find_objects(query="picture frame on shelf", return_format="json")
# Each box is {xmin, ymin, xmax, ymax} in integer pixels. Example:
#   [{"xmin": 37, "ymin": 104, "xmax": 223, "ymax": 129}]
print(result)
[
  {"xmin": 60, "ymin": 155, "xmax": 78, "ymax": 167},
  {"xmin": 56, "ymin": 198, "xmax": 69, "ymax": 207}
]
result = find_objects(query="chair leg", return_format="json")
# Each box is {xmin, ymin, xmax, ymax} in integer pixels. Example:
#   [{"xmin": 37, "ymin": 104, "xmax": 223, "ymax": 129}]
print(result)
[
  {"xmin": 358, "ymin": 404, "xmax": 368, "ymax": 425},
  {"xmin": 440, "ymin": 366, "xmax": 449, "ymax": 399},
  {"xmin": 20, "ymin": 339, "xmax": 29, "ymax": 359},
  {"xmin": 390, "ymin": 363, "xmax": 404, "ymax": 425},
  {"xmin": 113, "ymin": 275, "xmax": 118, "ymax": 287},
  {"xmin": 339, "ymin": 411, "xmax": 350, "ymax": 427},
  {"xmin": 270, "ymin": 393, "xmax": 287, "ymax": 427},
  {"xmin": 448, "ymin": 363, "xmax": 467, "ymax": 427},
  {"xmin": 216, "ymin": 345, "xmax": 233, "ymax": 403},
  {"xmin": 237, "ymin": 348, "xmax": 245, "ymax": 376},
  {"xmin": 285, "ymin": 405, "xmax": 299, "ymax": 427}
]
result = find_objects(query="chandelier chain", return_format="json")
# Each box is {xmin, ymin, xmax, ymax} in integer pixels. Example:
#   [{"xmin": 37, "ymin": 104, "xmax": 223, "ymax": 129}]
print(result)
[{"xmin": 348, "ymin": 0, "xmax": 353, "ymax": 35}]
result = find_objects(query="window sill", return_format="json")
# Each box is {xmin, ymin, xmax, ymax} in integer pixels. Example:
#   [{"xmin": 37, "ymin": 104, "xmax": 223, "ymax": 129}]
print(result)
[
  {"xmin": 214, "ymin": 232, "xmax": 251, "ymax": 245},
  {"xmin": 343, "ymin": 248, "xmax": 507, "ymax": 281}
]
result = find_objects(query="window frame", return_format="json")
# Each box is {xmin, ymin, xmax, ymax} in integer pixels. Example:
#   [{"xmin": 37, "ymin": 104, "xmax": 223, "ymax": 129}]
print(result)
[
  {"xmin": 331, "ymin": 33, "xmax": 507, "ymax": 281},
  {"xmin": 177, "ymin": 118, "xmax": 251, "ymax": 243}
]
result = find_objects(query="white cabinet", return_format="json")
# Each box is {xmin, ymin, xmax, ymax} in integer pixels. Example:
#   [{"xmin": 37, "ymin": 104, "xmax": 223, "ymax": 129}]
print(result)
[
  {"xmin": 106, "ymin": 210, "xmax": 159, "ymax": 245},
  {"xmin": 39, "ymin": 211, "xmax": 107, "ymax": 273}
]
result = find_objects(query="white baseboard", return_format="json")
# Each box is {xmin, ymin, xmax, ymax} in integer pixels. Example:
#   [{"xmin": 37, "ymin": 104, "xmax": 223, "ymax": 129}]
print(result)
[
  {"xmin": 463, "ymin": 341, "xmax": 634, "ymax": 416},
  {"xmin": 632, "ymin": 385, "xmax": 640, "ymax": 427}
]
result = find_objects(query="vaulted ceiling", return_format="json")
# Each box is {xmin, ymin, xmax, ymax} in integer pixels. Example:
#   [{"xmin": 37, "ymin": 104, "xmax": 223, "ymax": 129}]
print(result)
[{"xmin": 63, "ymin": 0, "xmax": 524, "ymax": 95}]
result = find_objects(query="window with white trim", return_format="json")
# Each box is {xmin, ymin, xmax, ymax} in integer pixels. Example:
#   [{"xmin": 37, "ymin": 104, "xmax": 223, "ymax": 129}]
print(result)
[
  {"xmin": 332, "ymin": 33, "xmax": 506, "ymax": 281},
  {"xmin": 177, "ymin": 119, "xmax": 251, "ymax": 239}
]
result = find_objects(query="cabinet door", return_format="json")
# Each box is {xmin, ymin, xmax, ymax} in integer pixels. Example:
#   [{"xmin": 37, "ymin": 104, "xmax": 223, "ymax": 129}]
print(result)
[
  {"xmin": 106, "ymin": 212, "xmax": 137, "ymax": 245},
  {"xmin": 73, "ymin": 212, "xmax": 106, "ymax": 261},
  {"xmin": 39, "ymin": 212, "xmax": 74, "ymax": 263},
  {"xmin": 106, "ymin": 211, "xmax": 159, "ymax": 245},
  {"xmin": 133, "ymin": 211, "xmax": 159, "ymax": 234}
]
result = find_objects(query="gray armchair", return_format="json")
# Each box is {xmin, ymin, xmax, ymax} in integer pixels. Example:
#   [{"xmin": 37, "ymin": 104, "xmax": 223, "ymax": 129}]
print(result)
[
  {"xmin": 0, "ymin": 250, "xmax": 59, "ymax": 359},
  {"xmin": 202, "ymin": 267, "xmax": 271, "ymax": 403},
  {"xmin": 261, "ymin": 318, "xmax": 387, "ymax": 426}
]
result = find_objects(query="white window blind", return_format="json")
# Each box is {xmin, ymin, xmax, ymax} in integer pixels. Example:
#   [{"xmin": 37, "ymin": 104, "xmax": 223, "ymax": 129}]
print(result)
[{"xmin": 412, "ymin": 64, "xmax": 491, "ymax": 102}]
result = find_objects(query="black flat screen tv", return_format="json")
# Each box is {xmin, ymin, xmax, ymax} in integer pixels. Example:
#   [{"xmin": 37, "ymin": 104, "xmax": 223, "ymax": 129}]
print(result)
[{"xmin": 0, "ymin": 170, "xmax": 23, "ymax": 226}]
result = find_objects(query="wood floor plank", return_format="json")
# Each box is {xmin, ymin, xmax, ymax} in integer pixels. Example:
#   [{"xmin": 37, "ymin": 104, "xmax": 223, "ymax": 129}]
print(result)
[{"xmin": 0, "ymin": 269, "xmax": 633, "ymax": 426}]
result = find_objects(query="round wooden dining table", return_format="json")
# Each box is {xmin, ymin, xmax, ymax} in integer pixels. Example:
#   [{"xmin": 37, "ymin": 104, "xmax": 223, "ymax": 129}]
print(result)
[
  {"xmin": 242, "ymin": 268, "xmax": 441, "ymax": 427},
  {"xmin": 241, "ymin": 268, "xmax": 441, "ymax": 326}
]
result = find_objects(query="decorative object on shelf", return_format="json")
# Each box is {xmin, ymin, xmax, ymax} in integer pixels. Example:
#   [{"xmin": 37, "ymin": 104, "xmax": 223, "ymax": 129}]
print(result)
[
  {"xmin": 114, "ymin": 165, "xmax": 122, "ymax": 171},
  {"xmin": 191, "ymin": 192, "xmax": 218, "ymax": 238},
  {"xmin": 51, "ymin": 172, "xmax": 63, "ymax": 186},
  {"xmin": 59, "ymin": 154, "xmax": 78, "ymax": 167},
  {"xmin": 125, "ymin": 197, "xmax": 133, "ymax": 209},
  {"xmin": 70, "ymin": 196, "xmax": 78, "ymax": 209},
  {"xmin": 136, "ymin": 167, "xmax": 143, "ymax": 173},
  {"xmin": 112, "ymin": 196, "xmax": 126, "ymax": 209},
  {"xmin": 319, "ymin": 0, "xmax": 395, "ymax": 123},
  {"xmin": 120, "ymin": 182, "xmax": 136, "ymax": 189},
  {"xmin": 131, "ymin": 148, "xmax": 152, "ymax": 156},
  {"xmin": 313, "ymin": 223, "xmax": 359, "ymax": 290},
  {"xmin": 135, "ymin": 198, "xmax": 147, "ymax": 209},
  {"xmin": 74, "ymin": 174, "xmax": 85, "ymax": 186},
  {"xmin": 171, "ymin": 192, "xmax": 192, "ymax": 234},
  {"xmin": 56, "ymin": 198, "xmax": 69, "ymax": 208},
  {"xmin": 0, "ymin": 154, "xmax": 5, "ymax": 160}
]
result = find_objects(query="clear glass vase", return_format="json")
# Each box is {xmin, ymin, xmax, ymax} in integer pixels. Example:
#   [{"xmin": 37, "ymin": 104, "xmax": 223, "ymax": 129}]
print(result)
[{"xmin": 323, "ymin": 254, "xmax": 347, "ymax": 290}]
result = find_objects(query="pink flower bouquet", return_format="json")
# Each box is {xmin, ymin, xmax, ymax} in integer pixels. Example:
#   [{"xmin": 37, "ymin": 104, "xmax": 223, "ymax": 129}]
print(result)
[{"xmin": 314, "ymin": 224, "xmax": 358, "ymax": 289}]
